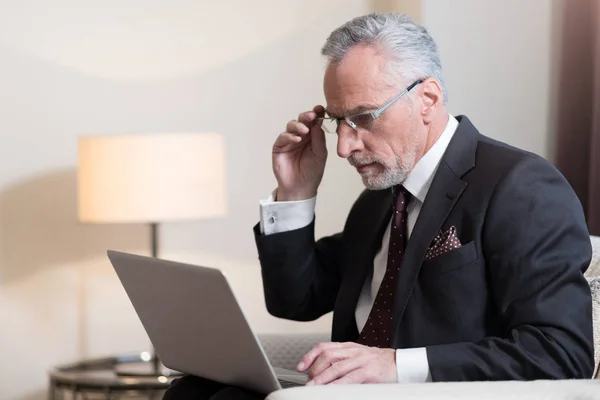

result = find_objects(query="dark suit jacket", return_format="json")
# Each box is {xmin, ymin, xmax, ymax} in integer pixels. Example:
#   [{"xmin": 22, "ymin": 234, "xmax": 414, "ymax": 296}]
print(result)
[{"xmin": 253, "ymin": 115, "xmax": 595, "ymax": 381}]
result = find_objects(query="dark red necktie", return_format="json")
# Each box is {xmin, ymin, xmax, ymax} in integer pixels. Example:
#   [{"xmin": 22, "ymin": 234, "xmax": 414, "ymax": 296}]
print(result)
[{"xmin": 357, "ymin": 186, "xmax": 410, "ymax": 348}]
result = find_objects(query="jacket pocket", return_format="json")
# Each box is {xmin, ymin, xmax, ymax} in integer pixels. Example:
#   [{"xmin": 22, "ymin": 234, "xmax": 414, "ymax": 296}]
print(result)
[{"xmin": 420, "ymin": 240, "xmax": 478, "ymax": 278}]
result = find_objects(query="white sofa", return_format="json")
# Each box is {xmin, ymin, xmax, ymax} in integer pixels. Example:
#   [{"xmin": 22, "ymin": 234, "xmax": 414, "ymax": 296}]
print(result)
[{"xmin": 258, "ymin": 236, "xmax": 600, "ymax": 399}]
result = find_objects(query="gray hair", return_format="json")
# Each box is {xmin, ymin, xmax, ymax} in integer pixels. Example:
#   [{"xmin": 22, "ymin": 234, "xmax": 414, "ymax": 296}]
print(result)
[{"xmin": 321, "ymin": 13, "xmax": 448, "ymax": 104}]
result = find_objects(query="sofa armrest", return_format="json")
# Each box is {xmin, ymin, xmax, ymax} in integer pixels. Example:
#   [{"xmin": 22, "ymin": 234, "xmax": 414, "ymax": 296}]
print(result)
[
  {"xmin": 258, "ymin": 333, "xmax": 329, "ymax": 371},
  {"xmin": 587, "ymin": 276, "xmax": 600, "ymax": 379},
  {"xmin": 266, "ymin": 380, "xmax": 600, "ymax": 400}
]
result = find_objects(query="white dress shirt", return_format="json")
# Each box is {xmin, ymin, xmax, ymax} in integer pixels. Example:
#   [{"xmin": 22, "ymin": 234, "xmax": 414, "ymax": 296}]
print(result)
[{"xmin": 259, "ymin": 113, "xmax": 459, "ymax": 383}]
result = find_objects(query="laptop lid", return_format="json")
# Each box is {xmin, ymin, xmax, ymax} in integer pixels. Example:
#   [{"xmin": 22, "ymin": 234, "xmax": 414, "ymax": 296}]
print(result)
[{"xmin": 107, "ymin": 250, "xmax": 283, "ymax": 394}]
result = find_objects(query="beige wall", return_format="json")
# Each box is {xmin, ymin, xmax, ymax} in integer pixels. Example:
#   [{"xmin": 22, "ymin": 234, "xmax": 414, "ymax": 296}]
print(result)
[
  {"xmin": 0, "ymin": 2, "xmax": 370, "ymax": 399},
  {"xmin": 372, "ymin": 0, "xmax": 421, "ymax": 20},
  {"xmin": 0, "ymin": 1, "xmax": 560, "ymax": 399},
  {"xmin": 422, "ymin": 0, "xmax": 557, "ymax": 159}
]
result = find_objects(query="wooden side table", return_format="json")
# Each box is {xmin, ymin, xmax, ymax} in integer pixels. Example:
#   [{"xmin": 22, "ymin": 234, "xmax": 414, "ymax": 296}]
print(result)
[{"xmin": 49, "ymin": 354, "xmax": 179, "ymax": 400}]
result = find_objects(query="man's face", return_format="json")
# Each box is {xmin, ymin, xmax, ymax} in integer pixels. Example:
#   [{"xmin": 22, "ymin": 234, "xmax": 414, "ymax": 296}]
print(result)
[{"xmin": 323, "ymin": 45, "xmax": 427, "ymax": 190}]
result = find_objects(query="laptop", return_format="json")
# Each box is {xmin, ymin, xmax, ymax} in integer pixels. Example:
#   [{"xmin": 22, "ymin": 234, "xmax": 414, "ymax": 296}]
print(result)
[{"xmin": 107, "ymin": 250, "xmax": 308, "ymax": 394}]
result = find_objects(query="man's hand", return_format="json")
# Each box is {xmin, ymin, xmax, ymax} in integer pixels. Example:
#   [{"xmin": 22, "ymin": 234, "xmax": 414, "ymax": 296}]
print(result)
[
  {"xmin": 296, "ymin": 342, "xmax": 397, "ymax": 385},
  {"xmin": 272, "ymin": 105, "xmax": 327, "ymax": 201}
]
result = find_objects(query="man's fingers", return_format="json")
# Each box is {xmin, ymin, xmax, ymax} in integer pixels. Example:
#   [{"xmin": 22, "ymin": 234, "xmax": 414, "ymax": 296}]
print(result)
[
  {"xmin": 329, "ymin": 369, "xmax": 366, "ymax": 385},
  {"xmin": 309, "ymin": 118, "xmax": 327, "ymax": 157},
  {"xmin": 298, "ymin": 111, "xmax": 315, "ymax": 125},
  {"xmin": 307, "ymin": 105, "xmax": 327, "ymax": 157},
  {"xmin": 297, "ymin": 343, "xmax": 330, "ymax": 371},
  {"xmin": 297, "ymin": 342, "xmax": 349, "ymax": 372},
  {"xmin": 286, "ymin": 120, "xmax": 310, "ymax": 135},
  {"xmin": 312, "ymin": 104, "xmax": 325, "ymax": 116},
  {"xmin": 298, "ymin": 107, "xmax": 321, "ymax": 125},
  {"xmin": 272, "ymin": 132, "xmax": 303, "ymax": 151},
  {"xmin": 283, "ymin": 107, "xmax": 326, "ymax": 156},
  {"xmin": 307, "ymin": 358, "xmax": 362, "ymax": 386},
  {"xmin": 307, "ymin": 348, "xmax": 353, "ymax": 379}
]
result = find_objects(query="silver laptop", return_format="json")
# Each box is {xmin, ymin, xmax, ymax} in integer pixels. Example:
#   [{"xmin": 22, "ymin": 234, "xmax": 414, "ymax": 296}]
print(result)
[{"xmin": 107, "ymin": 250, "xmax": 307, "ymax": 394}]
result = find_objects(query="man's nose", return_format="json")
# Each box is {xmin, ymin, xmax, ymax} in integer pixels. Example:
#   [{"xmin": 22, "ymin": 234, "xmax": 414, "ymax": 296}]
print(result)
[{"xmin": 337, "ymin": 124, "xmax": 363, "ymax": 159}]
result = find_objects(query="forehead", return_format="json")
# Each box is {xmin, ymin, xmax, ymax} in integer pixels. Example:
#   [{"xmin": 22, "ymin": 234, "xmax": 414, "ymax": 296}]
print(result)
[{"xmin": 323, "ymin": 44, "xmax": 394, "ymax": 116}]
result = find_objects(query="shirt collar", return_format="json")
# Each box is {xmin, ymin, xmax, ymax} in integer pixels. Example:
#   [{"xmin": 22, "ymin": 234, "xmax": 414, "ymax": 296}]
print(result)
[{"xmin": 403, "ymin": 113, "xmax": 459, "ymax": 203}]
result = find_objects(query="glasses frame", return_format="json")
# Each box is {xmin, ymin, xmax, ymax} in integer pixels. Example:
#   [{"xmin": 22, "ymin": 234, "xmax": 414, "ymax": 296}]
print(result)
[{"xmin": 317, "ymin": 79, "xmax": 424, "ymax": 133}]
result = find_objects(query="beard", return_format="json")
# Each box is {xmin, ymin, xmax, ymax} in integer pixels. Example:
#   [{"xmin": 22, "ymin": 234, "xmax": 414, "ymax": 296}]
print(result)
[{"xmin": 348, "ymin": 131, "xmax": 420, "ymax": 190}]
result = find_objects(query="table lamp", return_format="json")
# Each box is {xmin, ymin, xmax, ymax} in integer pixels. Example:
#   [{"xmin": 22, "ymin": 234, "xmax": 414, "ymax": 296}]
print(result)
[{"xmin": 77, "ymin": 132, "xmax": 227, "ymax": 376}]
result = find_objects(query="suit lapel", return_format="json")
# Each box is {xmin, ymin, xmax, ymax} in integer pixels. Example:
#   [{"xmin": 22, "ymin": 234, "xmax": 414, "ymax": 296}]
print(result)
[
  {"xmin": 390, "ymin": 115, "xmax": 479, "ymax": 346},
  {"xmin": 333, "ymin": 189, "xmax": 392, "ymax": 341}
]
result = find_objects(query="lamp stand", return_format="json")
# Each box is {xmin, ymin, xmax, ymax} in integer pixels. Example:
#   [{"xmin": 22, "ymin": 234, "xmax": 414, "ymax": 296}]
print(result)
[
  {"xmin": 114, "ymin": 222, "xmax": 182, "ymax": 378},
  {"xmin": 150, "ymin": 222, "xmax": 161, "ymax": 375}
]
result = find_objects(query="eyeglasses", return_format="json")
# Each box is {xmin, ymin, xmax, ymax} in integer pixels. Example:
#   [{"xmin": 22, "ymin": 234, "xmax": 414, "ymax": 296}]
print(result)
[{"xmin": 316, "ymin": 79, "xmax": 423, "ymax": 134}]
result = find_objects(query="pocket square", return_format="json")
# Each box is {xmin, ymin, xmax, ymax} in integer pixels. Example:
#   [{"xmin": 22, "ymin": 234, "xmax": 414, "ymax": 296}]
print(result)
[{"xmin": 425, "ymin": 226, "xmax": 462, "ymax": 261}]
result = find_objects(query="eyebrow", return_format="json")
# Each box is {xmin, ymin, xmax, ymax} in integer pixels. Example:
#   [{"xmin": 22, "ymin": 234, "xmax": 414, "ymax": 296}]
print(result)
[{"xmin": 325, "ymin": 104, "xmax": 379, "ymax": 119}]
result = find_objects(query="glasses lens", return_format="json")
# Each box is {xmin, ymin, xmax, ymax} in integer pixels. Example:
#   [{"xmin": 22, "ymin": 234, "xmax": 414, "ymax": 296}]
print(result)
[
  {"xmin": 348, "ymin": 114, "xmax": 374, "ymax": 131},
  {"xmin": 316, "ymin": 118, "xmax": 339, "ymax": 134}
]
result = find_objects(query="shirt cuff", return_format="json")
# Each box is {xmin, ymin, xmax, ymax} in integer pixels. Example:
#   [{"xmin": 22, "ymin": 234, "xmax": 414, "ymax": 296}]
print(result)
[
  {"xmin": 395, "ymin": 347, "xmax": 431, "ymax": 383},
  {"xmin": 259, "ymin": 191, "xmax": 316, "ymax": 235}
]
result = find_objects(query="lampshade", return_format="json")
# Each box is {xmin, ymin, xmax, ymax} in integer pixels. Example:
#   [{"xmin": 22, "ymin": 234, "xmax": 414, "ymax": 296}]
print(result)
[{"xmin": 77, "ymin": 132, "xmax": 226, "ymax": 223}]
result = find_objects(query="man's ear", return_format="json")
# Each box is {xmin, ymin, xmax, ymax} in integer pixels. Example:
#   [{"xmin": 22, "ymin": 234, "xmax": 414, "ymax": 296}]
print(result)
[{"xmin": 421, "ymin": 78, "xmax": 443, "ymax": 123}]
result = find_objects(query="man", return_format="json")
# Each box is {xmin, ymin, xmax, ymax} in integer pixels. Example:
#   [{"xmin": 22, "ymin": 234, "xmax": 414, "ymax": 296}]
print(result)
[{"xmin": 164, "ymin": 12, "xmax": 594, "ymax": 399}]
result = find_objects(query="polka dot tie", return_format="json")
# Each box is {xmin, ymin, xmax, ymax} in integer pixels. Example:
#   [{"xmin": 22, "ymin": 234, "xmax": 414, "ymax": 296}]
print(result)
[{"xmin": 357, "ymin": 186, "xmax": 411, "ymax": 348}]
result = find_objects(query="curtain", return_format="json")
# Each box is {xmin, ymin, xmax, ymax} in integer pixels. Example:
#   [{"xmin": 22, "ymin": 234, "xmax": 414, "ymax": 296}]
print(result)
[{"xmin": 555, "ymin": 0, "xmax": 600, "ymax": 235}]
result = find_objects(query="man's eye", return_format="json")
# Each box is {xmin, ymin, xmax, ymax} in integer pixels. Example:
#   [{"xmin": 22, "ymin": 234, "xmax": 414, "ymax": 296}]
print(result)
[{"xmin": 352, "ymin": 114, "xmax": 373, "ymax": 127}]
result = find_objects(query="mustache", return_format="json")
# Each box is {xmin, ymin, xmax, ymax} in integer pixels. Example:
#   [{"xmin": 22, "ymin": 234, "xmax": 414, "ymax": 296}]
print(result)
[{"xmin": 348, "ymin": 154, "xmax": 382, "ymax": 167}]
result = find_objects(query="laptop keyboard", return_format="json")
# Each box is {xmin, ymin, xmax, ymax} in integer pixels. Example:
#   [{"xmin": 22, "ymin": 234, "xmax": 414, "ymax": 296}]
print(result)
[{"xmin": 278, "ymin": 379, "xmax": 303, "ymax": 389}]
